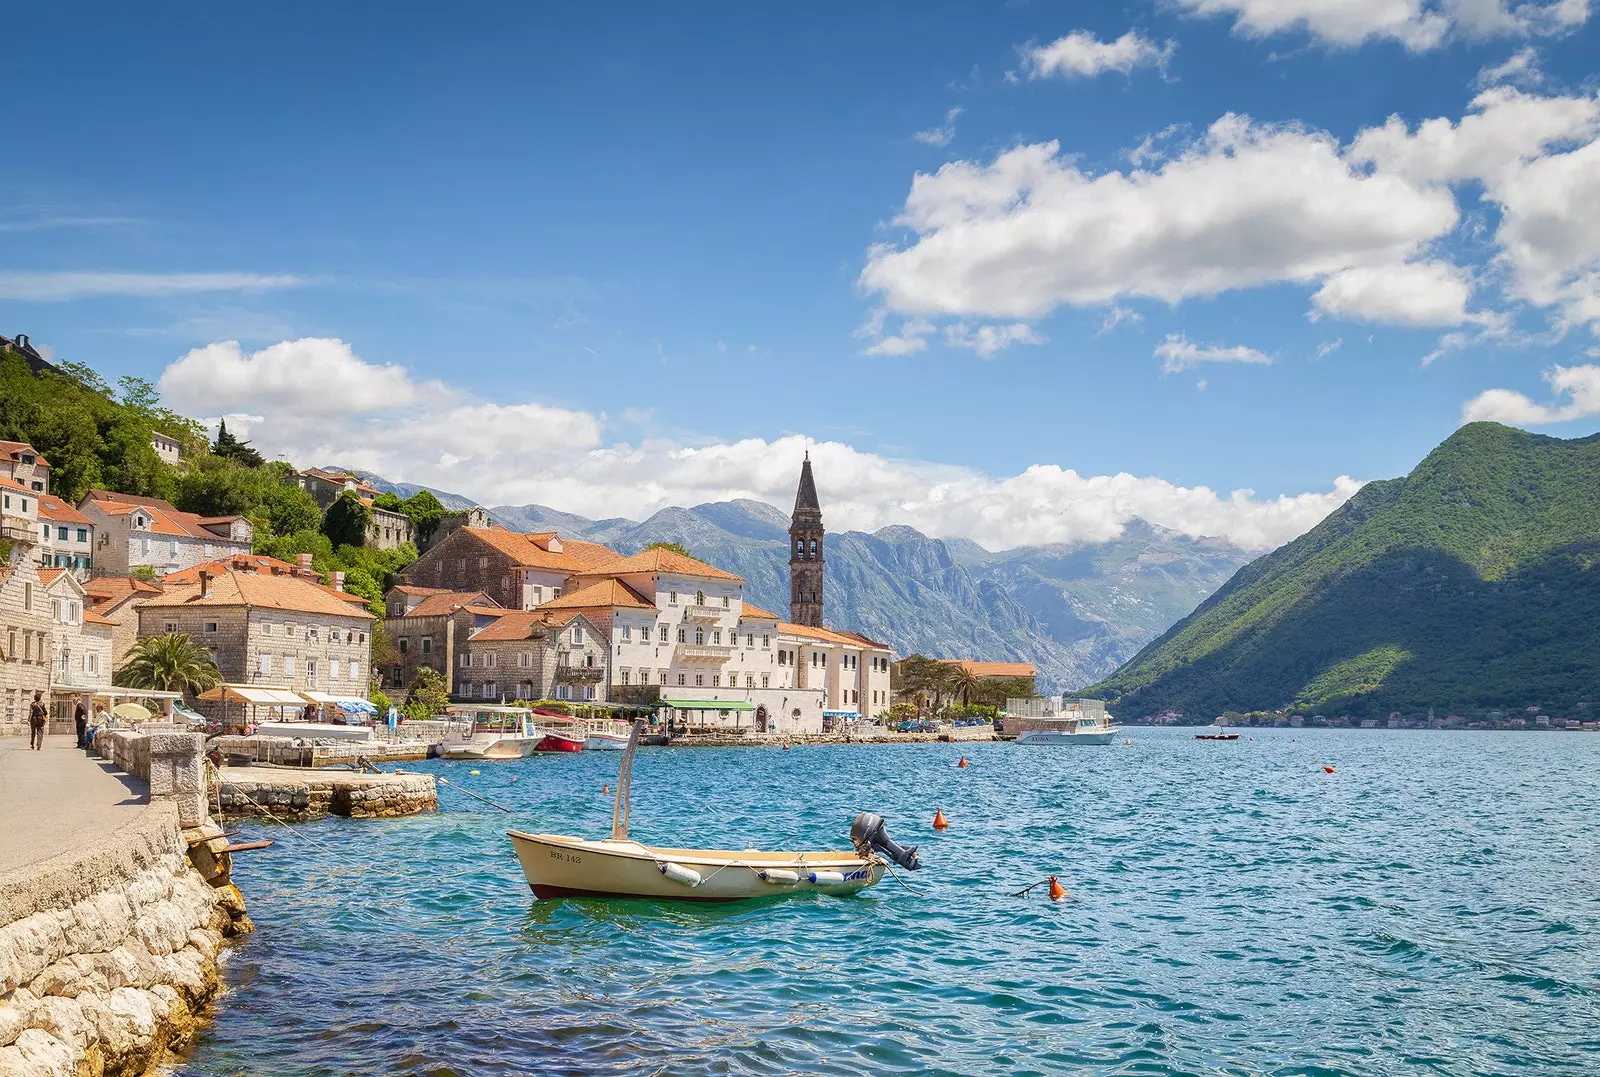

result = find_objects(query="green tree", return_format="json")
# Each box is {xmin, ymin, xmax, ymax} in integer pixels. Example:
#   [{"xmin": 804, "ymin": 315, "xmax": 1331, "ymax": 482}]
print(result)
[
  {"xmin": 321, "ymin": 490, "xmax": 371, "ymax": 548},
  {"xmin": 645, "ymin": 540, "xmax": 691, "ymax": 557},
  {"xmin": 403, "ymin": 665, "xmax": 451, "ymax": 721},
  {"xmin": 212, "ymin": 418, "xmax": 265, "ymax": 467},
  {"xmin": 342, "ymin": 566, "xmax": 386, "ymax": 616},
  {"xmin": 371, "ymin": 491, "xmax": 405, "ymax": 513},
  {"xmin": 402, "ymin": 490, "xmax": 447, "ymax": 546},
  {"xmin": 261, "ymin": 483, "xmax": 322, "ymax": 537},
  {"xmin": 115, "ymin": 634, "xmax": 223, "ymax": 695}
]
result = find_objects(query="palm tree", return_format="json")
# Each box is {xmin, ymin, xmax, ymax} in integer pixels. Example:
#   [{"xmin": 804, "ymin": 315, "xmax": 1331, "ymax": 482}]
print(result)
[
  {"xmin": 944, "ymin": 664, "xmax": 981, "ymax": 708},
  {"xmin": 116, "ymin": 633, "xmax": 223, "ymax": 695}
]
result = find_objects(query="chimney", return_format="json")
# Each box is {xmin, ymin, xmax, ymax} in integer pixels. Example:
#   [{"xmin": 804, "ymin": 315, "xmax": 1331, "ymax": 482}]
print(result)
[
  {"xmin": 297, "ymin": 552, "xmax": 314, "ymax": 578},
  {"xmin": 332, "ymin": 570, "xmax": 345, "ymax": 592},
  {"xmin": 198, "ymin": 569, "xmax": 211, "ymax": 599}
]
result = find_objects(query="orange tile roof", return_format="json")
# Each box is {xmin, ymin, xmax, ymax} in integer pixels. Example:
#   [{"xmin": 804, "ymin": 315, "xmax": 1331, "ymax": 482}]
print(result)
[
  {"xmin": 403, "ymin": 590, "xmax": 501, "ymax": 618},
  {"xmin": 571, "ymin": 546, "xmax": 742, "ymax": 583},
  {"xmin": 536, "ymin": 577, "xmax": 654, "ymax": 611},
  {"xmin": 37, "ymin": 495, "xmax": 89, "ymax": 525},
  {"xmin": 83, "ymin": 576, "xmax": 163, "ymax": 611},
  {"xmin": 739, "ymin": 603, "xmax": 781, "ymax": 621},
  {"xmin": 162, "ymin": 554, "xmax": 298, "ymax": 584},
  {"xmin": 0, "ymin": 440, "xmax": 49, "ymax": 468},
  {"xmin": 82, "ymin": 609, "xmax": 118, "ymax": 627},
  {"xmin": 778, "ymin": 622, "xmax": 893, "ymax": 650},
  {"xmin": 459, "ymin": 527, "xmax": 620, "ymax": 573},
  {"xmin": 83, "ymin": 490, "xmax": 249, "ymax": 543},
  {"xmin": 391, "ymin": 585, "xmax": 449, "ymax": 596},
  {"xmin": 36, "ymin": 568, "xmax": 66, "ymax": 586},
  {"xmin": 138, "ymin": 571, "xmax": 375, "ymax": 619},
  {"xmin": 938, "ymin": 659, "xmax": 1036, "ymax": 679},
  {"xmin": 470, "ymin": 610, "xmax": 563, "ymax": 642}
]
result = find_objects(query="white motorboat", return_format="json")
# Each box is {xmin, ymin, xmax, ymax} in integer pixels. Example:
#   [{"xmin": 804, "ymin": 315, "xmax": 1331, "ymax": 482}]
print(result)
[
  {"xmin": 507, "ymin": 721, "xmax": 922, "ymax": 902},
  {"xmin": 582, "ymin": 717, "xmax": 634, "ymax": 751},
  {"xmin": 1013, "ymin": 699, "xmax": 1120, "ymax": 746},
  {"xmin": 440, "ymin": 705, "xmax": 541, "ymax": 760}
]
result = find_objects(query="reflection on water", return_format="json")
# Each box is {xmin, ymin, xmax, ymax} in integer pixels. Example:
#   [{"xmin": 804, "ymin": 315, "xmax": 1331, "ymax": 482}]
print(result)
[{"xmin": 177, "ymin": 730, "xmax": 1600, "ymax": 1076}]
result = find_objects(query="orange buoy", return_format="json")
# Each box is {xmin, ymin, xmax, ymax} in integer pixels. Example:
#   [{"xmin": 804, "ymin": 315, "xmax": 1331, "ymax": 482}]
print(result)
[
  {"xmin": 603, "ymin": 784, "xmax": 610, "ymax": 794},
  {"xmin": 1047, "ymin": 875, "xmax": 1067, "ymax": 902},
  {"xmin": 957, "ymin": 757, "xmax": 969, "ymax": 768},
  {"xmin": 932, "ymin": 808, "xmax": 950, "ymax": 830},
  {"xmin": 1124, "ymin": 739, "xmax": 1131, "ymax": 745},
  {"xmin": 1323, "ymin": 765, "xmax": 1335, "ymax": 774}
]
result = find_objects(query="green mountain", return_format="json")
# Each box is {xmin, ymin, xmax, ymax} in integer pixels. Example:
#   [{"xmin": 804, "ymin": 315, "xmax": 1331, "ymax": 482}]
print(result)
[{"xmin": 1087, "ymin": 423, "xmax": 1600, "ymax": 719}]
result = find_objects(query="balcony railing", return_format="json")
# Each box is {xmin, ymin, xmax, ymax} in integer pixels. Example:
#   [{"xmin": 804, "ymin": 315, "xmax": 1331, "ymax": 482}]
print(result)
[
  {"xmin": 675, "ymin": 643, "xmax": 733, "ymax": 665},
  {"xmin": 554, "ymin": 665, "xmax": 606, "ymax": 683},
  {"xmin": 683, "ymin": 604, "xmax": 724, "ymax": 622},
  {"xmin": 1, "ymin": 517, "xmax": 36, "ymax": 544}
]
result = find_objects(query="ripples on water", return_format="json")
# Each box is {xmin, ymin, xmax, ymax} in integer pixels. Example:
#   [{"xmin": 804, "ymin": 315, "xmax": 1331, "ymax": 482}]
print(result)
[{"xmin": 176, "ymin": 730, "xmax": 1600, "ymax": 1076}]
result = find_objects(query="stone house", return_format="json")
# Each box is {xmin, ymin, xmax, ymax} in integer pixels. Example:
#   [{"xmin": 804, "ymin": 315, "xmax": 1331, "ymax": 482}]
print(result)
[
  {"xmin": 150, "ymin": 431, "xmax": 182, "ymax": 466},
  {"xmin": 82, "ymin": 576, "xmax": 165, "ymax": 670},
  {"xmin": 291, "ymin": 468, "xmax": 412, "ymax": 550},
  {"xmin": 455, "ymin": 610, "xmax": 609, "ymax": 704},
  {"xmin": 36, "ymin": 493, "xmax": 94, "ymax": 578},
  {"xmin": 398, "ymin": 526, "xmax": 618, "ymax": 611},
  {"xmin": 419, "ymin": 505, "xmax": 492, "ymax": 552},
  {"xmin": 78, "ymin": 490, "xmax": 252, "ymax": 576},
  {"xmin": 135, "ymin": 570, "xmax": 375, "ymax": 718},
  {"xmin": 40, "ymin": 568, "xmax": 114, "ymax": 725},
  {"xmin": 0, "ymin": 440, "xmax": 50, "ymax": 494},
  {"xmin": 0, "ymin": 549, "xmax": 51, "ymax": 737},
  {"xmin": 379, "ymin": 588, "xmax": 503, "ymax": 696}
]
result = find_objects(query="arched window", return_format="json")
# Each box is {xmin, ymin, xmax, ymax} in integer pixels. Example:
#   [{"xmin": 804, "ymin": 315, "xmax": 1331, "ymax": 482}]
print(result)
[
  {"xmin": 695, "ymin": 590, "xmax": 705, "ymax": 606},
  {"xmin": 794, "ymin": 540, "xmax": 804, "ymax": 555},
  {"xmin": 809, "ymin": 539, "xmax": 818, "ymax": 555},
  {"xmin": 695, "ymin": 626, "xmax": 705, "ymax": 645}
]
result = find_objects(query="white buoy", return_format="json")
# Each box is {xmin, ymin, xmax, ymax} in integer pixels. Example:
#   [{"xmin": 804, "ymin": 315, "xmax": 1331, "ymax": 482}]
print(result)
[
  {"xmin": 807, "ymin": 870, "xmax": 845, "ymax": 885},
  {"xmin": 759, "ymin": 869, "xmax": 800, "ymax": 885},
  {"xmin": 658, "ymin": 861, "xmax": 703, "ymax": 887}
]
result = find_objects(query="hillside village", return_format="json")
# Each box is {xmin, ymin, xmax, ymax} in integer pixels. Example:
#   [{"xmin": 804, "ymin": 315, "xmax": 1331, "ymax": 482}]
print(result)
[{"xmin": 0, "ymin": 341, "xmax": 1036, "ymax": 738}]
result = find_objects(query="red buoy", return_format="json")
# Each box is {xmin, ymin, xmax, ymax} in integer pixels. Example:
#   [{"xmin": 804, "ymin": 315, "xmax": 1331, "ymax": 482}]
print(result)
[
  {"xmin": 932, "ymin": 808, "xmax": 950, "ymax": 830},
  {"xmin": 957, "ymin": 757, "xmax": 969, "ymax": 768},
  {"xmin": 1322, "ymin": 765, "xmax": 1335, "ymax": 774},
  {"xmin": 1048, "ymin": 875, "xmax": 1067, "ymax": 901}
]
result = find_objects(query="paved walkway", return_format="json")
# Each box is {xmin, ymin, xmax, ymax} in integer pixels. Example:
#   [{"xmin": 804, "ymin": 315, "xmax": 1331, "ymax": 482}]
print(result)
[{"xmin": 0, "ymin": 734, "xmax": 149, "ymax": 875}]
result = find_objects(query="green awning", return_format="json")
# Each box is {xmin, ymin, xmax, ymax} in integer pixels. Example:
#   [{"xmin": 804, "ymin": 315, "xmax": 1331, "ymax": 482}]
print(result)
[{"xmin": 662, "ymin": 699, "xmax": 756, "ymax": 711}]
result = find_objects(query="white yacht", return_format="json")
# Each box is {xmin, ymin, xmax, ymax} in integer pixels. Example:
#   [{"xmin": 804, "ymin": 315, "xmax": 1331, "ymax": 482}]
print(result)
[{"xmin": 1012, "ymin": 698, "xmax": 1120, "ymax": 746}]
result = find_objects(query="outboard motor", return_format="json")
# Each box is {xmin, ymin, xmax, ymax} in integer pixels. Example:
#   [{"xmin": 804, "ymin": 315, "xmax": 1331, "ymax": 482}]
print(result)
[{"xmin": 851, "ymin": 812, "xmax": 921, "ymax": 871}]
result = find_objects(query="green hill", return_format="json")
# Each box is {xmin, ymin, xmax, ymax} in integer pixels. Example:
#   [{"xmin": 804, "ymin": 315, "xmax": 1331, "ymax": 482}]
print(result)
[{"xmin": 1086, "ymin": 423, "xmax": 1600, "ymax": 719}]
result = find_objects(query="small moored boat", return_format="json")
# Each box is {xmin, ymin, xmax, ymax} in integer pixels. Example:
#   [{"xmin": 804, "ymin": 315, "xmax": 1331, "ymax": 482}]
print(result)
[
  {"xmin": 508, "ymin": 721, "xmax": 921, "ymax": 902},
  {"xmin": 440, "ymin": 705, "xmax": 541, "ymax": 760},
  {"xmin": 581, "ymin": 716, "xmax": 634, "ymax": 751},
  {"xmin": 1013, "ymin": 698, "xmax": 1120, "ymax": 746},
  {"xmin": 1195, "ymin": 728, "xmax": 1240, "ymax": 740}
]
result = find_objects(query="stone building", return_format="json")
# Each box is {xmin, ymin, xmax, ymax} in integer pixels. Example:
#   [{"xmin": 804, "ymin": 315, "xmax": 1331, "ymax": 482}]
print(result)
[
  {"xmin": 82, "ymin": 576, "xmax": 164, "ymax": 669},
  {"xmin": 150, "ymin": 430, "xmax": 182, "ymax": 466},
  {"xmin": 37, "ymin": 493, "xmax": 94, "ymax": 577},
  {"xmin": 789, "ymin": 452, "xmax": 825, "ymax": 628},
  {"xmin": 455, "ymin": 610, "xmax": 609, "ymax": 704},
  {"xmin": 398, "ymin": 526, "xmax": 618, "ymax": 610},
  {"xmin": 0, "ymin": 549, "xmax": 51, "ymax": 737},
  {"xmin": 379, "ymin": 587, "xmax": 504, "ymax": 695},
  {"xmin": 41, "ymin": 568, "xmax": 114, "ymax": 725},
  {"xmin": 0, "ymin": 440, "xmax": 50, "ymax": 494},
  {"xmin": 419, "ymin": 505, "xmax": 492, "ymax": 553},
  {"xmin": 79, "ymin": 490, "xmax": 252, "ymax": 577},
  {"xmin": 135, "ymin": 571, "xmax": 375, "ymax": 716},
  {"xmin": 292, "ymin": 468, "xmax": 412, "ymax": 550}
]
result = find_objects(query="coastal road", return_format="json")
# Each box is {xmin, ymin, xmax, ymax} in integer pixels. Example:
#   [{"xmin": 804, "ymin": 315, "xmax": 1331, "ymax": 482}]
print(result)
[{"xmin": 0, "ymin": 735, "xmax": 149, "ymax": 875}]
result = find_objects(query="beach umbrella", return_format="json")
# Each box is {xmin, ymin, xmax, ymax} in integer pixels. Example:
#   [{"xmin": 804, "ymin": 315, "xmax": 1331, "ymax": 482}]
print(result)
[{"xmin": 113, "ymin": 702, "xmax": 152, "ymax": 722}]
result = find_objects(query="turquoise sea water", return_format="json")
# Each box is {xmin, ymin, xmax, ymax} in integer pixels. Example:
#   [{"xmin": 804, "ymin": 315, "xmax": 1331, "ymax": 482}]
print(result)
[{"xmin": 177, "ymin": 730, "xmax": 1600, "ymax": 1076}]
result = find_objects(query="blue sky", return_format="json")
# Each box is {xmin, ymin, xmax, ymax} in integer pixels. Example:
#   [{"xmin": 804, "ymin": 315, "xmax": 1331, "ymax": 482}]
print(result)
[{"xmin": 4, "ymin": 3, "xmax": 1598, "ymax": 549}]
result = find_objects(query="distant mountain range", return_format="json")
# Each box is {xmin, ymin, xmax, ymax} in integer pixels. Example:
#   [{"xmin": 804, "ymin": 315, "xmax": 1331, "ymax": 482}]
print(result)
[
  {"xmin": 1086, "ymin": 423, "xmax": 1600, "ymax": 719},
  {"xmin": 343, "ymin": 468, "xmax": 1251, "ymax": 693}
]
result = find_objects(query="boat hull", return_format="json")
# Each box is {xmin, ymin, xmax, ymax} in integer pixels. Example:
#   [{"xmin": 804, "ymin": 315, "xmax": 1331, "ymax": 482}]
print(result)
[
  {"xmin": 508, "ymin": 830, "xmax": 884, "ymax": 902},
  {"xmin": 535, "ymin": 732, "xmax": 585, "ymax": 753},
  {"xmin": 442, "ymin": 736, "xmax": 539, "ymax": 760},
  {"xmin": 585, "ymin": 733, "xmax": 629, "ymax": 751},
  {"xmin": 1015, "ymin": 729, "xmax": 1118, "ymax": 746}
]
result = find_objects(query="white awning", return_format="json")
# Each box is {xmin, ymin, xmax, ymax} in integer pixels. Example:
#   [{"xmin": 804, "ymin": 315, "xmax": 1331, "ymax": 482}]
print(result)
[{"xmin": 197, "ymin": 684, "xmax": 306, "ymax": 706}]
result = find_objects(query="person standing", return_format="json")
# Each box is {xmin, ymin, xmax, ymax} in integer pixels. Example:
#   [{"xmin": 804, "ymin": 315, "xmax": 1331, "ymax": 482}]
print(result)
[
  {"xmin": 73, "ymin": 700, "xmax": 89, "ymax": 750},
  {"xmin": 28, "ymin": 691, "xmax": 48, "ymax": 750}
]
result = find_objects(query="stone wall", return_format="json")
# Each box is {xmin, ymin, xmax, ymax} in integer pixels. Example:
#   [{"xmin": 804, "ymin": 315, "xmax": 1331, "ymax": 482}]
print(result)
[
  {"xmin": 98, "ymin": 731, "xmax": 207, "ymax": 828},
  {"xmin": 0, "ymin": 803, "xmax": 250, "ymax": 1077},
  {"xmin": 215, "ymin": 769, "xmax": 437, "ymax": 821}
]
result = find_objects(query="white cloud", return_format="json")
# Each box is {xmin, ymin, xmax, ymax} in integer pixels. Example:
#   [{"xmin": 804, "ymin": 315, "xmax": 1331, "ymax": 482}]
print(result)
[
  {"xmin": 169, "ymin": 338, "xmax": 1358, "ymax": 551},
  {"xmin": 859, "ymin": 116, "xmax": 1457, "ymax": 319},
  {"xmin": 1314, "ymin": 338, "xmax": 1344, "ymax": 359},
  {"xmin": 1173, "ymin": 0, "xmax": 1587, "ymax": 50},
  {"xmin": 856, "ymin": 312, "xmax": 935, "ymax": 356},
  {"xmin": 913, "ymin": 107, "xmax": 964, "ymax": 147},
  {"xmin": 943, "ymin": 322, "xmax": 1044, "ymax": 356},
  {"xmin": 1099, "ymin": 305, "xmax": 1142, "ymax": 332},
  {"xmin": 1310, "ymin": 261, "xmax": 1479, "ymax": 325},
  {"xmin": 0, "ymin": 271, "xmax": 304, "ymax": 302},
  {"xmin": 158, "ymin": 337, "xmax": 435, "ymax": 418},
  {"xmin": 1023, "ymin": 30, "xmax": 1174, "ymax": 78},
  {"xmin": 1155, "ymin": 334, "xmax": 1273, "ymax": 373},
  {"xmin": 1476, "ymin": 45, "xmax": 1542, "ymax": 87},
  {"xmin": 1461, "ymin": 362, "xmax": 1600, "ymax": 423}
]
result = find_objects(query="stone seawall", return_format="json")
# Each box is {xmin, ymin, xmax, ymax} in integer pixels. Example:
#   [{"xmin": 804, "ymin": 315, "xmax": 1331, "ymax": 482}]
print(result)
[
  {"xmin": 0, "ymin": 803, "xmax": 251, "ymax": 1077},
  {"xmin": 212, "ymin": 736, "xmax": 432, "ymax": 768},
  {"xmin": 216, "ymin": 768, "xmax": 437, "ymax": 821}
]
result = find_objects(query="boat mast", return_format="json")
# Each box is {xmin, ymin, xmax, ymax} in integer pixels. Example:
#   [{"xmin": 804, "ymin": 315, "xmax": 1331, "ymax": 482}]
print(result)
[{"xmin": 610, "ymin": 718, "xmax": 645, "ymax": 840}]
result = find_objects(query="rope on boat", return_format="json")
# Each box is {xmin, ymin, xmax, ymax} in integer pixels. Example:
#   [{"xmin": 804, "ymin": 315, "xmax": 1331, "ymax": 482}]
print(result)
[
  {"xmin": 883, "ymin": 858, "xmax": 925, "ymax": 898},
  {"xmin": 434, "ymin": 775, "xmax": 515, "ymax": 813}
]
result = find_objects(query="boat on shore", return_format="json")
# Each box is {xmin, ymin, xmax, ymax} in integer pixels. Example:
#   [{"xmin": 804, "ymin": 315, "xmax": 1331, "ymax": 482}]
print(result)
[
  {"xmin": 508, "ymin": 721, "xmax": 921, "ymax": 902},
  {"xmin": 440, "ymin": 705, "xmax": 542, "ymax": 760},
  {"xmin": 1013, "ymin": 699, "xmax": 1120, "ymax": 746}
]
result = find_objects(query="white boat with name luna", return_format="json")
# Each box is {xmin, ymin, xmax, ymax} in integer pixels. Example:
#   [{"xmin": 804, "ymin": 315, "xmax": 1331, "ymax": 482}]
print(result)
[
  {"xmin": 1012, "ymin": 698, "xmax": 1120, "ymax": 746},
  {"xmin": 508, "ymin": 720, "xmax": 922, "ymax": 901}
]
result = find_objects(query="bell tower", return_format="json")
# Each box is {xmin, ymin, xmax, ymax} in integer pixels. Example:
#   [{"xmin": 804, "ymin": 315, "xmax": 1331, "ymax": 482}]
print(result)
[{"xmin": 789, "ymin": 452, "xmax": 824, "ymax": 627}]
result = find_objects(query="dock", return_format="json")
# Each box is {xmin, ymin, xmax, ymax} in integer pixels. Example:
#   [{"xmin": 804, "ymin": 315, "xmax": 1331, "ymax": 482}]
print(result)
[{"xmin": 216, "ymin": 766, "xmax": 437, "ymax": 821}]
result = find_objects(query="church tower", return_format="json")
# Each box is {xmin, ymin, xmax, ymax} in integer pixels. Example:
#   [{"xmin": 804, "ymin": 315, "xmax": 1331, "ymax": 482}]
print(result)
[{"xmin": 789, "ymin": 452, "xmax": 824, "ymax": 627}]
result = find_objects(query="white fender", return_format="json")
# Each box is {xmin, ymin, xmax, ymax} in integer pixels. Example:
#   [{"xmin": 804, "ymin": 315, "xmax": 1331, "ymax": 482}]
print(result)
[{"xmin": 658, "ymin": 861, "xmax": 703, "ymax": 887}]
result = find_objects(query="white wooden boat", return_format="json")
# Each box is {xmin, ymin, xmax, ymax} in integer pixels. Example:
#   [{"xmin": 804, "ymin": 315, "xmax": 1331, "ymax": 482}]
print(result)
[
  {"xmin": 1013, "ymin": 699, "xmax": 1120, "ymax": 746},
  {"xmin": 582, "ymin": 717, "xmax": 633, "ymax": 751},
  {"xmin": 508, "ymin": 721, "xmax": 921, "ymax": 902},
  {"xmin": 440, "ymin": 705, "xmax": 541, "ymax": 760}
]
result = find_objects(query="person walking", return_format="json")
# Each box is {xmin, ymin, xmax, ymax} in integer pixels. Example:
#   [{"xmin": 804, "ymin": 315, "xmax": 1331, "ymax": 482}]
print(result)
[
  {"xmin": 28, "ymin": 691, "xmax": 48, "ymax": 750},
  {"xmin": 73, "ymin": 699, "xmax": 89, "ymax": 750}
]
